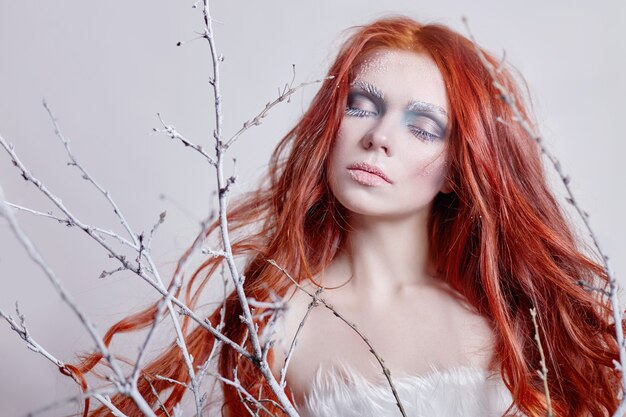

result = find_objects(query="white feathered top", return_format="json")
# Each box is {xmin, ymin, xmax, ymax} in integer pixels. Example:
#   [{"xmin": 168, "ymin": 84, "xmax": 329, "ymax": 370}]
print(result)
[{"xmin": 295, "ymin": 362, "xmax": 518, "ymax": 417}]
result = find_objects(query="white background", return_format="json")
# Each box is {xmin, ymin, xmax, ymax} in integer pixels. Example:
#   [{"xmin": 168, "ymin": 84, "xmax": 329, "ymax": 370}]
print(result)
[{"xmin": 1, "ymin": 1, "xmax": 625, "ymax": 415}]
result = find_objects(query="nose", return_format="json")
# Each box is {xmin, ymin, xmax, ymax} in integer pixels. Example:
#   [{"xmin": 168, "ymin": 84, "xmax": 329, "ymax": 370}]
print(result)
[{"xmin": 361, "ymin": 116, "xmax": 395, "ymax": 156}]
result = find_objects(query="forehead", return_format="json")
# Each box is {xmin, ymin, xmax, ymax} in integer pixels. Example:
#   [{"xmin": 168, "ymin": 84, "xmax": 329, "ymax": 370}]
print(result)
[{"xmin": 352, "ymin": 49, "xmax": 449, "ymax": 113}]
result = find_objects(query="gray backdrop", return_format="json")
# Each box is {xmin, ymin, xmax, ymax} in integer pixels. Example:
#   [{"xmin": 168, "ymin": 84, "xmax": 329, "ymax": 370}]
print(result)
[{"xmin": 1, "ymin": 1, "xmax": 625, "ymax": 416}]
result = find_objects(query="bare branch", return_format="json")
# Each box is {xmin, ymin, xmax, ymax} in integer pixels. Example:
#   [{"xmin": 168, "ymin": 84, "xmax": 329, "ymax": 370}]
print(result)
[
  {"xmin": 0, "ymin": 303, "xmax": 130, "ymax": 417},
  {"xmin": 4, "ymin": 201, "xmax": 139, "ymax": 250},
  {"xmin": 279, "ymin": 288, "xmax": 323, "ymax": 389},
  {"xmin": 577, "ymin": 279, "xmax": 611, "ymax": 297},
  {"xmin": 143, "ymin": 375, "xmax": 172, "ymax": 417},
  {"xmin": 0, "ymin": 303, "xmax": 79, "ymax": 383},
  {"xmin": 223, "ymin": 70, "xmax": 334, "ymax": 150},
  {"xmin": 530, "ymin": 307, "xmax": 554, "ymax": 417},
  {"xmin": 0, "ymin": 183, "xmax": 157, "ymax": 415},
  {"xmin": 154, "ymin": 113, "xmax": 217, "ymax": 166},
  {"xmin": 42, "ymin": 100, "xmax": 140, "ymax": 248},
  {"xmin": 461, "ymin": 17, "xmax": 626, "ymax": 410},
  {"xmin": 26, "ymin": 387, "xmax": 127, "ymax": 417},
  {"xmin": 198, "ymin": 1, "xmax": 301, "ymax": 414},
  {"xmin": 0, "ymin": 129, "xmax": 254, "ymax": 358},
  {"xmin": 267, "ymin": 259, "xmax": 408, "ymax": 417}
]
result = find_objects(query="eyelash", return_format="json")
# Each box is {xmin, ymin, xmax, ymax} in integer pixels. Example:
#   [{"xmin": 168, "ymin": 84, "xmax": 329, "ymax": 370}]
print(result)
[
  {"xmin": 345, "ymin": 107, "xmax": 375, "ymax": 118},
  {"xmin": 344, "ymin": 105, "xmax": 441, "ymax": 143},
  {"xmin": 408, "ymin": 125, "xmax": 439, "ymax": 142}
]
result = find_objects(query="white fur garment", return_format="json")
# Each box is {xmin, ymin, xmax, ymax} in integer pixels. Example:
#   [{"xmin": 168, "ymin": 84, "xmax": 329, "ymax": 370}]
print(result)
[{"xmin": 295, "ymin": 363, "xmax": 519, "ymax": 417}]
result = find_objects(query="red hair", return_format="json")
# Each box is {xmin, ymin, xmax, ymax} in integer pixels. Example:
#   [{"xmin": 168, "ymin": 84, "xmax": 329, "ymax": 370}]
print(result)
[{"xmin": 70, "ymin": 16, "xmax": 623, "ymax": 417}]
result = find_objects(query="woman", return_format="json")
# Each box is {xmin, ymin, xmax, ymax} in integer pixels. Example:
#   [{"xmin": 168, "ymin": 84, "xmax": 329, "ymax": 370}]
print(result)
[{"xmin": 72, "ymin": 15, "xmax": 623, "ymax": 417}]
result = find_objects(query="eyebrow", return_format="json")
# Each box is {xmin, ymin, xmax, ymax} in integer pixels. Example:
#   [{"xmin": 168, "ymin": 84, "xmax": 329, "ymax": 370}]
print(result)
[{"xmin": 350, "ymin": 80, "xmax": 448, "ymax": 117}]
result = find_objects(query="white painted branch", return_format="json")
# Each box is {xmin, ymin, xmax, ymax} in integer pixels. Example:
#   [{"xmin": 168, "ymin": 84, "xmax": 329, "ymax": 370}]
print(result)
[{"xmin": 462, "ymin": 16, "xmax": 626, "ymax": 416}]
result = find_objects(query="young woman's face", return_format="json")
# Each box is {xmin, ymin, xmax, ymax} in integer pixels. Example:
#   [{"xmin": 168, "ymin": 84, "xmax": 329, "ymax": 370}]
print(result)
[{"xmin": 328, "ymin": 48, "xmax": 451, "ymax": 220}]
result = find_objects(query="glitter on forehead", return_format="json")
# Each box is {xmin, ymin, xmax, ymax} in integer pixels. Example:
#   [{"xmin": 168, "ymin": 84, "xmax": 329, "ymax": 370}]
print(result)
[
  {"xmin": 353, "ymin": 50, "xmax": 418, "ymax": 79},
  {"xmin": 354, "ymin": 55, "xmax": 389, "ymax": 78}
]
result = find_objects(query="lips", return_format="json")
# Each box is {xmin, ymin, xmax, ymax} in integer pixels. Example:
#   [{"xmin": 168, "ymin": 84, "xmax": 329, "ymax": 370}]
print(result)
[{"xmin": 347, "ymin": 162, "xmax": 392, "ymax": 184}]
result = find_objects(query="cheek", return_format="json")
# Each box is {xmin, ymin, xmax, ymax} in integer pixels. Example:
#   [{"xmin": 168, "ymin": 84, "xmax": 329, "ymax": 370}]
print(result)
[
  {"xmin": 329, "ymin": 126, "xmax": 352, "ymax": 166},
  {"xmin": 327, "ymin": 142, "xmax": 344, "ymax": 190},
  {"xmin": 409, "ymin": 150, "xmax": 449, "ymax": 184}
]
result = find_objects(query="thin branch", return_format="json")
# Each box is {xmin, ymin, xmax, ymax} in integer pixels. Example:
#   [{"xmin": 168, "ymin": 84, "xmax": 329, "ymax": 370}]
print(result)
[
  {"xmin": 196, "ymin": 261, "xmax": 230, "ymax": 393},
  {"xmin": 0, "ymin": 186, "xmax": 123, "ymax": 385},
  {"xmin": 461, "ymin": 17, "xmax": 626, "ymax": 412},
  {"xmin": 267, "ymin": 259, "xmax": 408, "ymax": 417},
  {"xmin": 0, "ymin": 303, "xmax": 130, "ymax": 417},
  {"xmin": 279, "ymin": 288, "xmax": 323, "ymax": 389},
  {"xmin": 26, "ymin": 388, "xmax": 128, "ymax": 417},
  {"xmin": 153, "ymin": 113, "xmax": 216, "ymax": 166},
  {"xmin": 577, "ymin": 279, "xmax": 611, "ymax": 297},
  {"xmin": 4, "ymin": 201, "xmax": 139, "ymax": 250},
  {"xmin": 223, "ymin": 68, "xmax": 333, "ymax": 150},
  {"xmin": 155, "ymin": 375, "xmax": 190, "ymax": 390},
  {"xmin": 530, "ymin": 307, "xmax": 554, "ymax": 417},
  {"xmin": 0, "ymin": 185, "xmax": 157, "ymax": 415},
  {"xmin": 0, "ymin": 133, "xmax": 253, "ymax": 359},
  {"xmin": 209, "ymin": 371, "xmax": 279, "ymax": 417},
  {"xmin": 143, "ymin": 375, "xmax": 172, "ymax": 417},
  {"xmin": 145, "ymin": 210, "xmax": 167, "ymax": 253},
  {"xmin": 199, "ymin": 1, "xmax": 300, "ymax": 415},
  {"xmin": 42, "ymin": 99, "xmax": 139, "ymax": 249},
  {"xmin": 0, "ymin": 303, "xmax": 80, "ymax": 384}
]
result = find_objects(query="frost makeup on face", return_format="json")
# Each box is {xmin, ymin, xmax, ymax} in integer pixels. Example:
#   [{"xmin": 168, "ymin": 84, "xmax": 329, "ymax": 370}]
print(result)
[
  {"xmin": 329, "ymin": 49, "xmax": 451, "ymax": 219},
  {"xmin": 353, "ymin": 54, "xmax": 391, "ymax": 79}
]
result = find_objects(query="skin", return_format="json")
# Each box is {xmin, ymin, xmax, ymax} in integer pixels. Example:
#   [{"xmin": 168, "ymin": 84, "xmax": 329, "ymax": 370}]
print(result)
[{"xmin": 270, "ymin": 48, "xmax": 497, "ymax": 409}]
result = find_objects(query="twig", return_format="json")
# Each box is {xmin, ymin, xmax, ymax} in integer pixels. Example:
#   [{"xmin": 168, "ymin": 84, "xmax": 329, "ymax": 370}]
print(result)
[
  {"xmin": 199, "ymin": 1, "xmax": 300, "ymax": 415},
  {"xmin": 577, "ymin": 279, "xmax": 611, "ymax": 297},
  {"xmin": 210, "ymin": 371, "xmax": 279, "ymax": 417},
  {"xmin": 0, "ymin": 130, "xmax": 253, "ymax": 355},
  {"xmin": 154, "ymin": 375, "xmax": 191, "ymax": 390},
  {"xmin": 223, "ymin": 66, "xmax": 333, "ymax": 150},
  {"xmin": 42, "ymin": 99, "xmax": 140, "ymax": 253},
  {"xmin": 4, "ymin": 201, "xmax": 138, "ymax": 250},
  {"xmin": 26, "ymin": 388, "xmax": 128, "ymax": 417},
  {"xmin": 461, "ymin": 17, "xmax": 626, "ymax": 413},
  {"xmin": 195, "ymin": 262, "xmax": 230, "ymax": 406},
  {"xmin": 0, "ymin": 303, "xmax": 130, "ymax": 417},
  {"xmin": 0, "ymin": 303, "xmax": 80, "ymax": 384},
  {"xmin": 530, "ymin": 307, "xmax": 554, "ymax": 416},
  {"xmin": 153, "ymin": 113, "xmax": 217, "ymax": 166},
  {"xmin": 267, "ymin": 259, "xmax": 408, "ymax": 417},
  {"xmin": 279, "ymin": 288, "xmax": 323, "ymax": 389},
  {"xmin": 0, "ymin": 185, "xmax": 154, "ymax": 412},
  {"xmin": 143, "ymin": 375, "xmax": 172, "ymax": 417}
]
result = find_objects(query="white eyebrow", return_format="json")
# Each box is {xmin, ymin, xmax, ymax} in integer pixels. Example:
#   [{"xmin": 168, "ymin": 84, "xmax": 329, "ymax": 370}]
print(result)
[{"xmin": 407, "ymin": 100, "xmax": 448, "ymax": 117}]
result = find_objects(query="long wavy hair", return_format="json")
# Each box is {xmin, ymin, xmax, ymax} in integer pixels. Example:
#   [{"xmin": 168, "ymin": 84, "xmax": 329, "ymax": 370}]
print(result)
[{"xmin": 70, "ymin": 15, "xmax": 623, "ymax": 417}]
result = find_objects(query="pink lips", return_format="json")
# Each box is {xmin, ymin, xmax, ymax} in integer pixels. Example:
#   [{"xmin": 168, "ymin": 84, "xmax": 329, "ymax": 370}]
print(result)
[{"xmin": 347, "ymin": 162, "xmax": 391, "ymax": 186}]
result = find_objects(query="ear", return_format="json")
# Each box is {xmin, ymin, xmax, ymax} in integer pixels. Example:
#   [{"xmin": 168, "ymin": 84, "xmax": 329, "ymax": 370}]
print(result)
[{"xmin": 440, "ymin": 180, "xmax": 453, "ymax": 194}]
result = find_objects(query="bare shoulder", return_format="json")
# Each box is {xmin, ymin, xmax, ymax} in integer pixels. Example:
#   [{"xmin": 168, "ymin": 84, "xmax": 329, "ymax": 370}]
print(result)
[
  {"xmin": 428, "ymin": 281, "xmax": 497, "ymax": 368},
  {"xmin": 269, "ymin": 278, "xmax": 320, "ymax": 375},
  {"xmin": 270, "ymin": 275, "xmax": 499, "ymax": 405}
]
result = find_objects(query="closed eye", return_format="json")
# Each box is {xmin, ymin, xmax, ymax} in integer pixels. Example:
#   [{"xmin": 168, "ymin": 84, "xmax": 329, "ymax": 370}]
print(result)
[
  {"xmin": 345, "ymin": 93, "xmax": 379, "ymax": 117},
  {"xmin": 407, "ymin": 115, "xmax": 444, "ymax": 142},
  {"xmin": 408, "ymin": 126, "xmax": 440, "ymax": 142}
]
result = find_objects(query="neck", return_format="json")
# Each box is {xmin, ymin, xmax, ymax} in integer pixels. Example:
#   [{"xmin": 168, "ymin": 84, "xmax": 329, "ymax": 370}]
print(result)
[{"xmin": 329, "ymin": 207, "xmax": 438, "ymax": 301}]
